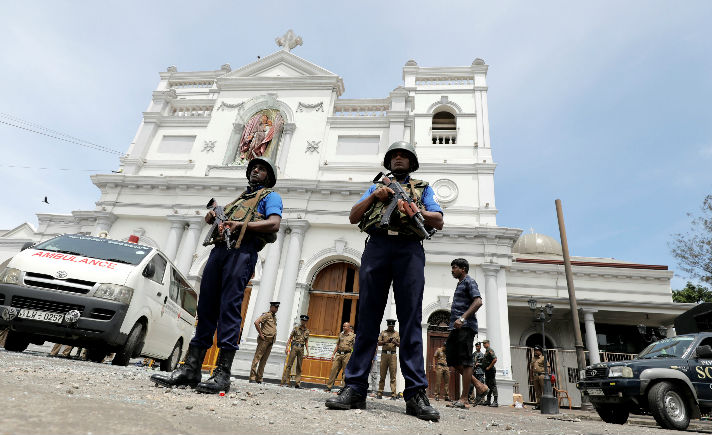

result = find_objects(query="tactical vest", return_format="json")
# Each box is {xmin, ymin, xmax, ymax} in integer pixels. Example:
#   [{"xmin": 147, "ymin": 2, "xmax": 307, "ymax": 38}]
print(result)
[
  {"xmin": 223, "ymin": 188, "xmax": 277, "ymax": 251},
  {"xmin": 358, "ymin": 178, "xmax": 429, "ymax": 239}
]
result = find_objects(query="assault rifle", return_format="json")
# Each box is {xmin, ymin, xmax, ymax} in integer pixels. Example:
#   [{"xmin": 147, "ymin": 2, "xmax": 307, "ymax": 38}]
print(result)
[
  {"xmin": 373, "ymin": 172, "xmax": 437, "ymax": 240},
  {"xmin": 203, "ymin": 198, "xmax": 234, "ymax": 249}
]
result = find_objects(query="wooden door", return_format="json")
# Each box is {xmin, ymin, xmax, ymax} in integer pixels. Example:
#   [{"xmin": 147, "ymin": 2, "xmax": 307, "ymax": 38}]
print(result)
[
  {"xmin": 301, "ymin": 262, "xmax": 359, "ymax": 385},
  {"xmin": 426, "ymin": 331, "xmax": 460, "ymax": 399}
]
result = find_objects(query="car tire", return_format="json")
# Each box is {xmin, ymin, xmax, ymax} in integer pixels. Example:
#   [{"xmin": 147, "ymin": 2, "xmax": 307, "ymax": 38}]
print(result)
[
  {"xmin": 86, "ymin": 347, "xmax": 110, "ymax": 363},
  {"xmin": 594, "ymin": 404, "xmax": 629, "ymax": 424},
  {"xmin": 112, "ymin": 323, "xmax": 144, "ymax": 366},
  {"xmin": 3, "ymin": 331, "xmax": 30, "ymax": 352},
  {"xmin": 160, "ymin": 341, "xmax": 182, "ymax": 372},
  {"xmin": 648, "ymin": 381, "xmax": 690, "ymax": 430}
]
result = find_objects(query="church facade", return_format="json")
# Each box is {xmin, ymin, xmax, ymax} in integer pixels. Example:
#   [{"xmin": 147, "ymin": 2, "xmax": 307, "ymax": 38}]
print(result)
[{"xmin": 0, "ymin": 33, "xmax": 691, "ymax": 405}]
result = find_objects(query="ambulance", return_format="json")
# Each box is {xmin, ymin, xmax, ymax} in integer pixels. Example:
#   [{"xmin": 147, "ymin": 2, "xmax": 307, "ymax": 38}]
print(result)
[{"xmin": 0, "ymin": 234, "xmax": 197, "ymax": 371}]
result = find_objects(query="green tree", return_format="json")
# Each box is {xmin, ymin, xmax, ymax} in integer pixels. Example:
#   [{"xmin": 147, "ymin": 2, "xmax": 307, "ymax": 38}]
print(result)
[
  {"xmin": 670, "ymin": 194, "xmax": 712, "ymax": 286},
  {"xmin": 672, "ymin": 282, "xmax": 712, "ymax": 303}
]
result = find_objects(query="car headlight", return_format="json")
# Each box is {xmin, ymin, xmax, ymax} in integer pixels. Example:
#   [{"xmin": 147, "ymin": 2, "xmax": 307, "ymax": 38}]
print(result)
[
  {"xmin": 94, "ymin": 284, "xmax": 133, "ymax": 304},
  {"xmin": 608, "ymin": 366, "xmax": 633, "ymax": 378},
  {"xmin": 0, "ymin": 267, "xmax": 22, "ymax": 284}
]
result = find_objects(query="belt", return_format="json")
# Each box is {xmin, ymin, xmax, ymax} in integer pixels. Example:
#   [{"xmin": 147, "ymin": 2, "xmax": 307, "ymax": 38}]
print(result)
[
  {"xmin": 337, "ymin": 350, "xmax": 351, "ymax": 355},
  {"xmin": 367, "ymin": 230, "xmax": 423, "ymax": 242},
  {"xmin": 437, "ymin": 363, "xmax": 448, "ymax": 367},
  {"xmin": 382, "ymin": 350, "xmax": 396, "ymax": 354},
  {"xmin": 534, "ymin": 372, "xmax": 545, "ymax": 375},
  {"xmin": 292, "ymin": 343, "xmax": 305, "ymax": 347}
]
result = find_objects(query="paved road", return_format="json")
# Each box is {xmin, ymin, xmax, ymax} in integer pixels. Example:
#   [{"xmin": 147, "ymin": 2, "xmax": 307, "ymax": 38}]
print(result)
[{"xmin": 1, "ymin": 346, "xmax": 709, "ymax": 434}]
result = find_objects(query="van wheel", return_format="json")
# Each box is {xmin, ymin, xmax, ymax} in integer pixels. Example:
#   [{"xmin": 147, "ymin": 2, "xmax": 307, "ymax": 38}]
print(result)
[
  {"xmin": 594, "ymin": 404, "xmax": 629, "ymax": 424},
  {"xmin": 3, "ymin": 331, "xmax": 30, "ymax": 352},
  {"xmin": 86, "ymin": 347, "xmax": 110, "ymax": 363},
  {"xmin": 648, "ymin": 381, "xmax": 690, "ymax": 430},
  {"xmin": 160, "ymin": 341, "xmax": 182, "ymax": 372},
  {"xmin": 112, "ymin": 323, "xmax": 144, "ymax": 366}
]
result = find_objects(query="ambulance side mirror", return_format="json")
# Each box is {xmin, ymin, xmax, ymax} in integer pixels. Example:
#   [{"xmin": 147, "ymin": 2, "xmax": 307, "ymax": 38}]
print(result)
[{"xmin": 142, "ymin": 262, "xmax": 156, "ymax": 279}]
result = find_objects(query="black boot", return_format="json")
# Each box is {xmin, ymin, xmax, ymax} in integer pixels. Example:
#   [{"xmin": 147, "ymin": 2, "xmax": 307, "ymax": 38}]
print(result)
[
  {"xmin": 490, "ymin": 398, "xmax": 499, "ymax": 407},
  {"xmin": 325, "ymin": 386, "xmax": 366, "ymax": 410},
  {"xmin": 195, "ymin": 349, "xmax": 235, "ymax": 394},
  {"xmin": 150, "ymin": 345, "xmax": 207, "ymax": 388},
  {"xmin": 406, "ymin": 389, "xmax": 440, "ymax": 422}
]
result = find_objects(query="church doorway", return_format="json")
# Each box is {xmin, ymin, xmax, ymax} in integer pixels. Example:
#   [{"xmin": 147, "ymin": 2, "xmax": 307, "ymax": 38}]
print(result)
[
  {"xmin": 301, "ymin": 262, "xmax": 360, "ymax": 385},
  {"xmin": 425, "ymin": 309, "xmax": 460, "ymax": 399}
]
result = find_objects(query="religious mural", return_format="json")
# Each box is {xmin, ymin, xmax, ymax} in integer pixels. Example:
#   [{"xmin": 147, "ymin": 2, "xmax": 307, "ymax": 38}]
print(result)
[{"xmin": 236, "ymin": 109, "xmax": 284, "ymax": 162}]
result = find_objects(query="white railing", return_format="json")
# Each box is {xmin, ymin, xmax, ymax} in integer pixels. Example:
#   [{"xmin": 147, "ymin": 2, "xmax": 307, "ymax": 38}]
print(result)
[
  {"xmin": 333, "ymin": 105, "xmax": 389, "ymax": 117},
  {"xmin": 171, "ymin": 105, "xmax": 213, "ymax": 117},
  {"xmin": 168, "ymin": 80, "xmax": 214, "ymax": 89},
  {"xmin": 431, "ymin": 130, "xmax": 457, "ymax": 144},
  {"xmin": 416, "ymin": 77, "xmax": 474, "ymax": 86}
]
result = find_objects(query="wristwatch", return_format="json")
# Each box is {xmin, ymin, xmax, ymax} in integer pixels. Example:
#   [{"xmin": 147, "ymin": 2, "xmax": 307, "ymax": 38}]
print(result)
[{"xmin": 459, "ymin": 316, "xmax": 466, "ymax": 323}]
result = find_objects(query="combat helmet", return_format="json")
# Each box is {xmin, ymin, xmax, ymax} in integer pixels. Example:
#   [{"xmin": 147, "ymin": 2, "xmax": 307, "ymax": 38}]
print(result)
[
  {"xmin": 246, "ymin": 156, "xmax": 277, "ymax": 188},
  {"xmin": 383, "ymin": 141, "xmax": 419, "ymax": 172}
]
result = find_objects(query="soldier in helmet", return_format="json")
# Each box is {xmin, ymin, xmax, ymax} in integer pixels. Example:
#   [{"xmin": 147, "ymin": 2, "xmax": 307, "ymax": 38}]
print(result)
[
  {"xmin": 326, "ymin": 141, "xmax": 444, "ymax": 422},
  {"xmin": 151, "ymin": 157, "xmax": 283, "ymax": 394}
]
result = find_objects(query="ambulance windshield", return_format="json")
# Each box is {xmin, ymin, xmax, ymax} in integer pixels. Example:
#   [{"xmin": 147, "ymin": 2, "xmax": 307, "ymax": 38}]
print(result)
[{"xmin": 34, "ymin": 234, "xmax": 151, "ymax": 266}]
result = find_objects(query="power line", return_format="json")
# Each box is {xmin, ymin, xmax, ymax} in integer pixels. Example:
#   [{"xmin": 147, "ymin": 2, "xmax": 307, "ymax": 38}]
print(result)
[
  {"xmin": 0, "ymin": 164, "xmax": 110, "ymax": 172},
  {"xmin": 0, "ymin": 112, "xmax": 125, "ymax": 156}
]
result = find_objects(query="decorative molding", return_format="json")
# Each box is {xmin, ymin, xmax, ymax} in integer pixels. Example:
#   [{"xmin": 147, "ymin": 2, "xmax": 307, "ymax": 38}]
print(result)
[
  {"xmin": 217, "ymin": 101, "xmax": 245, "ymax": 111},
  {"xmin": 305, "ymin": 140, "xmax": 320, "ymax": 153},
  {"xmin": 427, "ymin": 96, "xmax": 463, "ymax": 114},
  {"xmin": 298, "ymin": 245, "xmax": 362, "ymax": 284},
  {"xmin": 296, "ymin": 101, "xmax": 324, "ymax": 112},
  {"xmin": 202, "ymin": 140, "xmax": 216, "ymax": 153},
  {"xmin": 275, "ymin": 29, "xmax": 303, "ymax": 52},
  {"xmin": 431, "ymin": 179, "xmax": 458, "ymax": 207}
]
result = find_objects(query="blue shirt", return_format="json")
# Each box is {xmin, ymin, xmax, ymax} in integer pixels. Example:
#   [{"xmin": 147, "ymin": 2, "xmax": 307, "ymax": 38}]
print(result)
[
  {"xmin": 449, "ymin": 275, "xmax": 481, "ymax": 332},
  {"xmin": 257, "ymin": 192, "xmax": 283, "ymax": 218},
  {"xmin": 357, "ymin": 178, "xmax": 443, "ymax": 214}
]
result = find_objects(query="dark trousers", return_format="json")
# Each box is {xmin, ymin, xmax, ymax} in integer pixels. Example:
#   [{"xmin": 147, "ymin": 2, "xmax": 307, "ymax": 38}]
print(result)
[
  {"xmin": 344, "ymin": 234, "xmax": 427, "ymax": 401},
  {"xmin": 190, "ymin": 241, "xmax": 258, "ymax": 351},
  {"xmin": 485, "ymin": 370, "xmax": 498, "ymax": 401}
]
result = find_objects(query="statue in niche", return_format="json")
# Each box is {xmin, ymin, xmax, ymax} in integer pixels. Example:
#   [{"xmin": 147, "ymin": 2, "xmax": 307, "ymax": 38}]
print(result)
[{"xmin": 236, "ymin": 109, "xmax": 284, "ymax": 162}]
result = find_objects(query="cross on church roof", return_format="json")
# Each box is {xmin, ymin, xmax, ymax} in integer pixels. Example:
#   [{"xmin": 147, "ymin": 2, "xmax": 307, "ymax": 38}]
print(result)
[{"xmin": 275, "ymin": 29, "xmax": 303, "ymax": 52}]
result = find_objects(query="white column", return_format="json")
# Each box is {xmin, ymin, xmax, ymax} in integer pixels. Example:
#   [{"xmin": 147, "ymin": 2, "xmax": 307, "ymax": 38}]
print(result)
[
  {"xmin": 163, "ymin": 216, "xmax": 186, "ymax": 262},
  {"xmin": 247, "ymin": 226, "xmax": 286, "ymax": 342},
  {"xmin": 482, "ymin": 265, "xmax": 502, "ymax": 370},
  {"xmin": 93, "ymin": 212, "xmax": 117, "ymax": 237},
  {"xmin": 582, "ymin": 309, "xmax": 600, "ymax": 365},
  {"xmin": 277, "ymin": 123, "xmax": 296, "ymax": 175},
  {"xmin": 174, "ymin": 216, "xmax": 203, "ymax": 276},
  {"xmin": 275, "ymin": 220, "xmax": 310, "ymax": 344}
]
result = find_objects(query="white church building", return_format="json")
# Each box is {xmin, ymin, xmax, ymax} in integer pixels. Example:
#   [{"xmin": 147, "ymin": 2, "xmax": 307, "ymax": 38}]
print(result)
[{"xmin": 0, "ymin": 32, "xmax": 691, "ymax": 405}]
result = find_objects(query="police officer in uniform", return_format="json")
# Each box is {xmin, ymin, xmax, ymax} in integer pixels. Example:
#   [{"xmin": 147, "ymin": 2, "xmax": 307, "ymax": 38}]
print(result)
[
  {"xmin": 529, "ymin": 345, "xmax": 549, "ymax": 409},
  {"xmin": 325, "ymin": 322, "xmax": 355, "ymax": 391},
  {"xmin": 326, "ymin": 141, "xmax": 443, "ymax": 422},
  {"xmin": 151, "ymin": 157, "xmax": 282, "ymax": 394},
  {"xmin": 377, "ymin": 319, "xmax": 400, "ymax": 399},
  {"xmin": 281, "ymin": 314, "xmax": 310, "ymax": 388},
  {"xmin": 250, "ymin": 301, "xmax": 280, "ymax": 383},
  {"xmin": 432, "ymin": 343, "xmax": 450, "ymax": 401},
  {"xmin": 481, "ymin": 339, "xmax": 498, "ymax": 407}
]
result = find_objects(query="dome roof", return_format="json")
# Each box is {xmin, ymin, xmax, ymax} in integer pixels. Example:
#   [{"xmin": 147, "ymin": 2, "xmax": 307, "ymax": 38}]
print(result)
[{"xmin": 512, "ymin": 233, "xmax": 563, "ymax": 255}]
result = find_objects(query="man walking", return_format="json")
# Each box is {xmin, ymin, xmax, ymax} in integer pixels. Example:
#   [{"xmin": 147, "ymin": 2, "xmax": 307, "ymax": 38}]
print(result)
[
  {"xmin": 151, "ymin": 157, "xmax": 282, "ymax": 394},
  {"xmin": 444, "ymin": 258, "xmax": 482, "ymax": 409},
  {"xmin": 325, "ymin": 141, "xmax": 443, "ymax": 421},
  {"xmin": 281, "ymin": 314, "xmax": 310, "ymax": 388},
  {"xmin": 325, "ymin": 322, "xmax": 355, "ymax": 392},
  {"xmin": 377, "ymin": 319, "xmax": 400, "ymax": 399},
  {"xmin": 250, "ymin": 301, "xmax": 280, "ymax": 383}
]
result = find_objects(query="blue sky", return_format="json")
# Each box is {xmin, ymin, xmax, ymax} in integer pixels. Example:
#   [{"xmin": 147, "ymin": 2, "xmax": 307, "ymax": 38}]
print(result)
[{"xmin": 1, "ymin": 1, "xmax": 710, "ymax": 289}]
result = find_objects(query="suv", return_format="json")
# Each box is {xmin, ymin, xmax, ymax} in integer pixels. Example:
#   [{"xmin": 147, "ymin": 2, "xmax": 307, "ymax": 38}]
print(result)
[
  {"xmin": 0, "ymin": 234, "xmax": 197, "ymax": 371},
  {"xmin": 578, "ymin": 333, "xmax": 712, "ymax": 430}
]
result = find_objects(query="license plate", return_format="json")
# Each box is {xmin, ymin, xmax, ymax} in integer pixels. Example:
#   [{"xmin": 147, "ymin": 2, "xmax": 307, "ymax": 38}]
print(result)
[
  {"xmin": 18, "ymin": 309, "xmax": 64, "ymax": 323},
  {"xmin": 587, "ymin": 388, "xmax": 604, "ymax": 396}
]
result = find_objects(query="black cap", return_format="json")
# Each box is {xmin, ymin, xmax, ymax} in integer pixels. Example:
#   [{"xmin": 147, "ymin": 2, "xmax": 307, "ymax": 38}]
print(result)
[
  {"xmin": 386, "ymin": 319, "xmax": 396, "ymax": 325},
  {"xmin": 300, "ymin": 314, "xmax": 309, "ymax": 321},
  {"xmin": 533, "ymin": 345, "xmax": 543, "ymax": 351},
  {"xmin": 270, "ymin": 301, "xmax": 280, "ymax": 307},
  {"xmin": 475, "ymin": 341, "xmax": 482, "ymax": 346}
]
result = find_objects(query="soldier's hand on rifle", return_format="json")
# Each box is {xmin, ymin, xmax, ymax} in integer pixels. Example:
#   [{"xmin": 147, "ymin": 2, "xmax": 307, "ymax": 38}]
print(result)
[
  {"xmin": 220, "ymin": 221, "xmax": 242, "ymax": 234},
  {"xmin": 397, "ymin": 199, "xmax": 419, "ymax": 217},
  {"xmin": 205, "ymin": 210, "xmax": 216, "ymax": 224},
  {"xmin": 374, "ymin": 186, "xmax": 394, "ymax": 202}
]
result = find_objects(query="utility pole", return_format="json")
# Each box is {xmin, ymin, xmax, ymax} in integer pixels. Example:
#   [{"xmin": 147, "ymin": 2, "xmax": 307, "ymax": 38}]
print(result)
[{"xmin": 555, "ymin": 199, "xmax": 592, "ymax": 411}]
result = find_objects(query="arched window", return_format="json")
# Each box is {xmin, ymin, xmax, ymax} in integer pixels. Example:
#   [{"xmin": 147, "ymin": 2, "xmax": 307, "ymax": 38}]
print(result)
[
  {"xmin": 427, "ymin": 309, "xmax": 451, "ymax": 331},
  {"xmin": 431, "ymin": 111, "xmax": 457, "ymax": 144}
]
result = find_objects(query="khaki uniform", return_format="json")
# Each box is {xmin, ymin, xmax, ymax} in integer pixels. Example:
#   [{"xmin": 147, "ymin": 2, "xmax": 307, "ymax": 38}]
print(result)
[
  {"xmin": 0, "ymin": 328, "xmax": 8, "ymax": 347},
  {"xmin": 433, "ymin": 347, "xmax": 450, "ymax": 399},
  {"xmin": 530, "ymin": 354, "xmax": 548, "ymax": 404},
  {"xmin": 250, "ymin": 311, "xmax": 277, "ymax": 382},
  {"xmin": 281, "ymin": 325, "xmax": 310, "ymax": 386},
  {"xmin": 326, "ymin": 331, "xmax": 355, "ymax": 389},
  {"xmin": 378, "ymin": 330, "xmax": 400, "ymax": 395}
]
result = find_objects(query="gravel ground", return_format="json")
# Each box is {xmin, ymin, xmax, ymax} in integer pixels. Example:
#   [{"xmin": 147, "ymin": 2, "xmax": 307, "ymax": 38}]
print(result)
[{"xmin": 1, "ymin": 345, "xmax": 709, "ymax": 435}]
